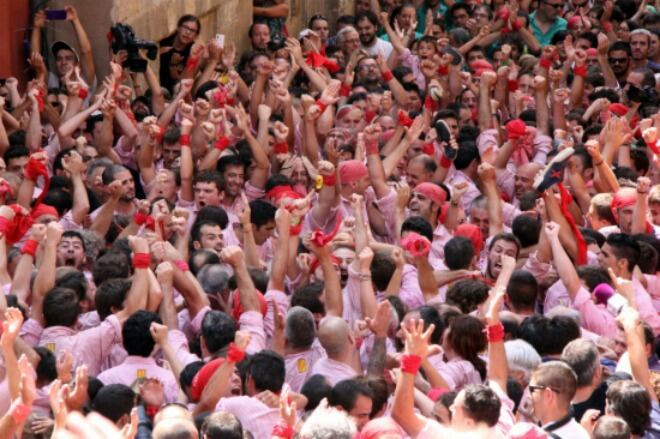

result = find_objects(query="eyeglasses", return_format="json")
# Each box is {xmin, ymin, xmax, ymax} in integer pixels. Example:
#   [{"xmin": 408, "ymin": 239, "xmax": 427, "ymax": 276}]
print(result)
[
  {"xmin": 180, "ymin": 24, "xmax": 199, "ymax": 34},
  {"xmin": 358, "ymin": 64, "xmax": 378, "ymax": 70},
  {"xmin": 608, "ymin": 57, "xmax": 628, "ymax": 64},
  {"xmin": 544, "ymin": 1, "xmax": 564, "ymax": 9},
  {"xmin": 529, "ymin": 385, "xmax": 561, "ymax": 394}
]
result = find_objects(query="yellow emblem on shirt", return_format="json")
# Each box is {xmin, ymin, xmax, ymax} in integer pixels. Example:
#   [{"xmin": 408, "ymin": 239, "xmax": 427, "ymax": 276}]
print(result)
[
  {"xmin": 297, "ymin": 358, "xmax": 307, "ymax": 373},
  {"xmin": 137, "ymin": 369, "xmax": 146, "ymax": 379},
  {"xmin": 46, "ymin": 343, "xmax": 56, "ymax": 353}
]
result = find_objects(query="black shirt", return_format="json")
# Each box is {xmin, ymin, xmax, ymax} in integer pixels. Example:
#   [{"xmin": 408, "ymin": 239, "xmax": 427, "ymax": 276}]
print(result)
[{"xmin": 159, "ymin": 34, "xmax": 192, "ymax": 93}]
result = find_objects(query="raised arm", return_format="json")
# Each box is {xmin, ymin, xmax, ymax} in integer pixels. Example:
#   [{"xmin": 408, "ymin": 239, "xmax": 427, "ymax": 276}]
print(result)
[
  {"xmin": 308, "ymin": 237, "xmax": 342, "ymax": 317},
  {"xmin": 544, "ymin": 221, "xmax": 580, "ymax": 299},
  {"xmin": 115, "ymin": 236, "xmax": 151, "ymax": 324},
  {"xmin": 32, "ymin": 222, "xmax": 63, "ymax": 326},
  {"xmin": 268, "ymin": 208, "xmax": 290, "ymax": 292},
  {"xmin": 220, "ymin": 246, "xmax": 260, "ymax": 312},
  {"xmin": 485, "ymin": 288, "xmax": 508, "ymax": 392},
  {"xmin": 61, "ymin": 151, "xmax": 90, "ymax": 225},
  {"xmin": 632, "ymin": 177, "xmax": 650, "ymax": 235},
  {"xmin": 617, "ymin": 306, "xmax": 658, "ymax": 403},
  {"xmin": 65, "ymin": 7, "xmax": 96, "ymax": 85}
]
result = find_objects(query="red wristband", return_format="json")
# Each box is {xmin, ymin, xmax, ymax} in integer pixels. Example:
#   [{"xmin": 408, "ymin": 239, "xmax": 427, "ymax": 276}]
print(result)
[
  {"xmin": 424, "ymin": 95, "xmax": 436, "ymax": 111},
  {"xmin": 574, "ymin": 65, "xmax": 587, "ymax": 77},
  {"xmin": 290, "ymin": 223, "xmax": 303, "ymax": 236},
  {"xmin": 273, "ymin": 142, "xmax": 289, "ymax": 154},
  {"xmin": 512, "ymin": 18, "xmax": 524, "ymax": 31},
  {"xmin": 500, "ymin": 26, "xmax": 511, "ymax": 35},
  {"xmin": 382, "ymin": 70, "xmax": 394, "ymax": 82},
  {"xmin": 227, "ymin": 342, "xmax": 246, "ymax": 363},
  {"xmin": 422, "ymin": 143, "xmax": 435, "ymax": 155},
  {"xmin": 603, "ymin": 21, "xmax": 613, "ymax": 33},
  {"xmin": 134, "ymin": 212, "xmax": 149, "ymax": 225},
  {"xmin": 323, "ymin": 173, "xmax": 336, "ymax": 186},
  {"xmin": 507, "ymin": 79, "xmax": 519, "ymax": 92},
  {"xmin": 539, "ymin": 57, "xmax": 552, "ymax": 69},
  {"xmin": 78, "ymin": 88, "xmax": 89, "ymax": 100},
  {"xmin": 365, "ymin": 140, "xmax": 379, "ymax": 155},
  {"xmin": 315, "ymin": 100, "xmax": 328, "ymax": 114},
  {"xmin": 400, "ymin": 354, "xmax": 423, "ymax": 375},
  {"xmin": 180, "ymin": 134, "xmax": 191, "ymax": 147},
  {"xmin": 186, "ymin": 57, "xmax": 199, "ymax": 70},
  {"xmin": 340, "ymin": 83, "xmax": 351, "ymax": 97},
  {"xmin": 486, "ymin": 322, "xmax": 505, "ymax": 343},
  {"xmin": 440, "ymin": 155, "xmax": 453, "ymax": 168},
  {"xmin": 21, "ymin": 239, "xmax": 39, "ymax": 257},
  {"xmin": 437, "ymin": 65, "xmax": 449, "ymax": 76},
  {"xmin": 214, "ymin": 137, "xmax": 231, "ymax": 151},
  {"xmin": 272, "ymin": 423, "xmax": 294, "ymax": 439},
  {"xmin": 227, "ymin": 97, "xmax": 236, "ymax": 106},
  {"xmin": 132, "ymin": 253, "xmax": 151, "ymax": 269},
  {"xmin": 145, "ymin": 405, "xmax": 159, "ymax": 419},
  {"xmin": 9, "ymin": 401, "xmax": 31, "ymax": 424},
  {"xmin": 175, "ymin": 260, "xmax": 189, "ymax": 272}
]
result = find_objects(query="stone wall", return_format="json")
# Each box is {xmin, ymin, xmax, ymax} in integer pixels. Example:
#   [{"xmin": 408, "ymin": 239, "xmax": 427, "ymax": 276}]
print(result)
[{"xmin": 287, "ymin": 0, "xmax": 354, "ymax": 37}]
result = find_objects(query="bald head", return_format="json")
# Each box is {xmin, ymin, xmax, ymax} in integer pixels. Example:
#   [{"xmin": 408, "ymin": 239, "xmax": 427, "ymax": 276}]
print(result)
[
  {"xmin": 514, "ymin": 163, "xmax": 542, "ymax": 199},
  {"xmin": 318, "ymin": 316, "xmax": 350, "ymax": 356},
  {"xmin": 152, "ymin": 418, "xmax": 198, "ymax": 439}
]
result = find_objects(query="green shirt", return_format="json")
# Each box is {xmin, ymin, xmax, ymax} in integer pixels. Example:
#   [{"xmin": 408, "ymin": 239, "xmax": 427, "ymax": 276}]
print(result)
[{"xmin": 529, "ymin": 11, "xmax": 567, "ymax": 47}]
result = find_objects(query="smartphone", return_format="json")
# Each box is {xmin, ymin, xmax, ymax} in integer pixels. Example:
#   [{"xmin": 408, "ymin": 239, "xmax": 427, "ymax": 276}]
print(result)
[
  {"xmin": 215, "ymin": 34, "xmax": 225, "ymax": 49},
  {"xmin": 46, "ymin": 9, "xmax": 67, "ymax": 20}
]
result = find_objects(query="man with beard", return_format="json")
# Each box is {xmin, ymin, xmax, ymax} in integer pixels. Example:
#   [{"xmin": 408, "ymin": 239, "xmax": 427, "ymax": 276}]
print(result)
[
  {"xmin": 483, "ymin": 233, "xmax": 520, "ymax": 284},
  {"xmin": 629, "ymin": 29, "xmax": 651, "ymax": 69},
  {"xmin": 607, "ymin": 42, "xmax": 632, "ymax": 85},
  {"xmin": 355, "ymin": 11, "xmax": 393, "ymax": 59}
]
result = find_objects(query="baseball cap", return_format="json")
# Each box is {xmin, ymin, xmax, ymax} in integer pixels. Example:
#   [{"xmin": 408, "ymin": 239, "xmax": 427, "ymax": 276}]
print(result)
[{"xmin": 51, "ymin": 41, "xmax": 79, "ymax": 62}]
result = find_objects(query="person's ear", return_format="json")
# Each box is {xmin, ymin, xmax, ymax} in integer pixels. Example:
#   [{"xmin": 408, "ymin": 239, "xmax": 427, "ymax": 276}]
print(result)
[{"xmin": 192, "ymin": 241, "xmax": 201, "ymax": 250}]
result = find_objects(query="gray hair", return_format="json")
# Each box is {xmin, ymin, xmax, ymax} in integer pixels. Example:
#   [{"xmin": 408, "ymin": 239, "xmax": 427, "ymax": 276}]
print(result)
[
  {"xmin": 546, "ymin": 305, "xmax": 582, "ymax": 327},
  {"xmin": 561, "ymin": 339, "xmax": 600, "ymax": 388},
  {"xmin": 337, "ymin": 26, "xmax": 358, "ymax": 44},
  {"xmin": 300, "ymin": 402, "xmax": 357, "ymax": 439},
  {"xmin": 505, "ymin": 339, "xmax": 542, "ymax": 384},
  {"xmin": 197, "ymin": 264, "xmax": 231, "ymax": 295}
]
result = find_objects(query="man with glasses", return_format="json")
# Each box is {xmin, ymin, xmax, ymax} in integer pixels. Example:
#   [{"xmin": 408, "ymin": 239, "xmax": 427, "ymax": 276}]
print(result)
[
  {"xmin": 530, "ymin": 0, "xmax": 568, "ymax": 47},
  {"xmin": 527, "ymin": 361, "xmax": 591, "ymax": 438},
  {"xmin": 159, "ymin": 14, "xmax": 201, "ymax": 93}
]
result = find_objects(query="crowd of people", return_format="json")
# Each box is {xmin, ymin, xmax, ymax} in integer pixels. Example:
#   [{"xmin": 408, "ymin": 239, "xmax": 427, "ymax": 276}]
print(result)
[{"xmin": 0, "ymin": 0, "xmax": 659, "ymax": 437}]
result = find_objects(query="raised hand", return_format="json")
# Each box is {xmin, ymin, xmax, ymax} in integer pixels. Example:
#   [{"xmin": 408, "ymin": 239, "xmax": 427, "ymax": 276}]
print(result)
[
  {"xmin": 544, "ymin": 221, "xmax": 560, "ymax": 241},
  {"xmin": 402, "ymin": 319, "xmax": 435, "ymax": 359}
]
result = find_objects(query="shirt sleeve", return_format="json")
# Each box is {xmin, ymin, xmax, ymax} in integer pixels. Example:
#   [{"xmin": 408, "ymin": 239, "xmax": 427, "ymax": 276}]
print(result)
[
  {"xmin": 19, "ymin": 318, "xmax": 43, "ymax": 347},
  {"xmin": 167, "ymin": 329, "xmax": 201, "ymax": 367},
  {"xmin": 239, "ymin": 311, "xmax": 266, "ymax": 355},
  {"xmin": 572, "ymin": 286, "xmax": 617, "ymax": 339},
  {"xmin": 532, "ymin": 133, "xmax": 552, "ymax": 166},
  {"xmin": 263, "ymin": 289, "xmax": 290, "ymax": 341},
  {"xmin": 399, "ymin": 265, "xmax": 425, "ymax": 311}
]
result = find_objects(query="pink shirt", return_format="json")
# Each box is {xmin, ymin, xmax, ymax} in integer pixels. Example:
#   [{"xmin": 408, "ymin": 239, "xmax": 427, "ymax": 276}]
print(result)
[
  {"xmin": 342, "ymin": 264, "xmax": 367, "ymax": 328},
  {"xmin": 215, "ymin": 395, "xmax": 280, "ymax": 439},
  {"xmin": 427, "ymin": 354, "xmax": 482, "ymax": 391},
  {"xmin": 632, "ymin": 278, "xmax": 660, "ymax": 335},
  {"xmin": 399, "ymin": 264, "xmax": 425, "ymax": 311},
  {"xmin": 572, "ymin": 286, "xmax": 617, "ymax": 339},
  {"xmin": 284, "ymin": 345, "xmax": 326, "ymax": 393},
  {"xmin": 446, "ymin": 170, "xmax": 481, "ymax": 210},
  {"xmin": 310, "ymin": 357, "xmax": 359, "ymax": 386},
  {"xmin": 239, "ymin": 311, "xmax": 266, "ymax": 355},
  {"xmin": 97, "ymin": 356, "xmax": 180, "ymax": 403},
  {"xmin": 644, "ymin": 274, "xmax": 660, "ymax": 312},
  {"xmin": 263, "ymin": 289, "xmax": 290, "ymax": 343},
  {"xmin": 24, "ymin": 315, "xmax": 123, "ymax": 377},
  {"xmin": 168, "ymin": 329, "xmax": 201, "ymax": 368}
]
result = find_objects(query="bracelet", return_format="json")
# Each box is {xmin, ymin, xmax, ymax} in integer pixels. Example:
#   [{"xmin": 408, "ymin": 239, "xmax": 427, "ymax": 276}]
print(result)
[
  {"xmin": 340, "ymin": 83, "xmax": 351, "ymax": 97},
  {"xmin": 594, "ymin": 160, "xmax": 604, "ymax": 166},
  {"xmin": 132, "ymin": 253, "xmax": 151, "ymax": 269},
  {"xmin": 227, "ymin": 342, "xmax": 246, "ymax": 363},
  {"xmin": 382, "ymin": 70, "xmax": 394, "ymax": 82},
  {"xmin": 507, "ymin": 79, "xmax": 519, "ymax": 92},
  {"xmin": 365, "ymin": 140, "xmax": 379, "ymax": 155},
  {"xmin": 400, "ymin": 354, "xmax": 423, "ymax": 375},
  {"xmin": 186, "ymin": 57, "xmax": 200, "ymax": 70},
  {"xmin": 290, "ymin": 223, "xmax": 303, "ymax": 236},
  {"xmin": 358, "ymin": 272, "xmax": 372, "ymax": 281},
  {"xmin": 440, "ymin": 155, "xmax": 453, "ymax": 168},
  {"xmin": 512, "ymin": 18, "xmax": 523, "ymax": 31},
  {"xmin": 9, "ymin": 400, "xmax": 31, "ymax": 424},
  {"xmin": 215, "ymin": 137, "xmax": 231, "ymax": 151},
  {"xmin": 486, "ymin": 322, "xmax": 505, "ymax": 343},
  {"xmin": 315, "ymin": 100, "xmax": 328, "ymax": 114},
  {"xmin": 145, "ymin": 405, "xmax": 159, "ymax": 419},
  {"xmin": 323, "ymin": 173, "xmax": 336, "ymax": 186},
  {"xmin": 539, "ymin": 57, "xmax": 552, "ymax": 69},
  {"xmin": 273, "ymin": 142, "xmax": 289, "ymax": 154},
  {"xmin": 21, "ymin": 239, "xmax": 39, "ymax": 257},
  {"xmin": 179, "ymin": 134, "xmax": 191, "ymax": 147},
  {"xmin": 272, "ymin": 423, "xmax": 294, "ymax": 439},
  {"xmin": 637, "ymin": 189, "xmax": 648, "ymax": 195},
  {"xmin": 437, "ymin": 65, "xmax": 449, "ymax": 76},
  {"xmin": 574, "ymin": 65, "xmax": 587, "ymax": 78},
  {"xmin": 78, "ymin": 88, "xmax": 89, "ymax": 100},
  {"xmin": 175, "ymin": 260, "xmax": 190, "ymax": 272}
]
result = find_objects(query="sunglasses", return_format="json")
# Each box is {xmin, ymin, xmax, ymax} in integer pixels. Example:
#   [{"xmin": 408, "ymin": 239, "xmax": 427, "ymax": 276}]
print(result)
[
  {"xmin": 608, "ymin": 57, "xmax": 628, "ymax": 64},
  {"xmin": 529, "ymin": 385, "xmax": 561, "ymax": 394},
  {"xmin": 544, "ymin": 1, "xmax": 564, "ymax": 9}
]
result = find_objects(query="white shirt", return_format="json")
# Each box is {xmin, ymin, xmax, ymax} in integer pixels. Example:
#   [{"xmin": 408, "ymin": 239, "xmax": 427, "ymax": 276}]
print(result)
[
  {"xmin": 544, "ymin": 417, "xmax": 590, "ymax": 439},
  {"xmin": 361, "ymin": 38, "xmax": 393, "ymax": 59}
]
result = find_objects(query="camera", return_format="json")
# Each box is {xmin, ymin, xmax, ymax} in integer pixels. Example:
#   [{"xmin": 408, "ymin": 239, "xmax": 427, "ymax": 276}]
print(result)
[
  {"xmin": 109, "ymin": 23, "xmax": 158, "ymax": 73},
  {"xmin": 267, "ymin": 35, "xmax": 286, "ymax": 52}
]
